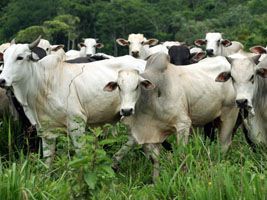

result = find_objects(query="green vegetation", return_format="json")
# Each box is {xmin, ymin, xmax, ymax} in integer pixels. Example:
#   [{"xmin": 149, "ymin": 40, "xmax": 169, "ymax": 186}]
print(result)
[
  {"xmin": 0, "ymin": 117, "xmax": 266, "ymax": 199},
  {"xmin": 1, "ymin": 0, "xmax": 266, "ymax": 54},
  {"xmin": 0, "ymin": 1, "xmax": 267, "ymax": 199}
]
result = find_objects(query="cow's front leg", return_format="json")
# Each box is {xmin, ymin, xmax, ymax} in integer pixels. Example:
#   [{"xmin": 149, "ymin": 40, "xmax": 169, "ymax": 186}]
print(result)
[
  {"xmin": 144, "ymin": 143, "xmax": 161, "ymax": 183},
  {"xmin": 42, "ymin": 135, "xmax": 56, "ymax": 166},
  {"xmin": 67, "ymin": 117, "xmax": 86, "ymax": 154},
  {"xmin": 112, "ymin": 135, "xmax": 136, "ymax": 170},
  {"xmin": 219, "ymin": 107, "xmax": 239, "ymax": 152},
  {"xmin": 175, "ymin": 120, "xmax": 192, "ymax": 146}
]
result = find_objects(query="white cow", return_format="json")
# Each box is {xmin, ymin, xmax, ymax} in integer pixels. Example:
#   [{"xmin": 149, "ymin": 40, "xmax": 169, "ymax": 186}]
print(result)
[
  {"xmin": 37, "ymin": 39, "xmax": 65, "ymax": 60},
  {"xmin": 215, "ymin": 53, "xmax": 267, "ymax": 144},
  {"xmin": 116, "ymin": 33, "xmax": 158, "ymax": 59},
  {"xmin": 194, "ymin": 32, "xmax": 243, "ymax": 57},
  {"xmin": 65, "ymin": 38, "xmax": 104, "ymax": 60},
  {"xmin": 0, "ymin": 37, "xmax": 146, "ymax": 165},
  {"xmin": 250, "ymin": 45, "xmax": 267, "ymax": 62},
  {"xmin": 105, "ymin": 53, "xmax": 239, "ymax": 181}
]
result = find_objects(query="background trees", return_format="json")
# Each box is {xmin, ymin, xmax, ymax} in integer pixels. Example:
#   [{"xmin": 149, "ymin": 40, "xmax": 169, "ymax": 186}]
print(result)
[{"xmin": 0, "ymin": 0, "xmax": 266, "ymax": 55}]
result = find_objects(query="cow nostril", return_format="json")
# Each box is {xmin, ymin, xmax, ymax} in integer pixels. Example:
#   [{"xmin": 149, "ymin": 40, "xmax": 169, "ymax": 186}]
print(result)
[
  {"xmin": 121, "ymin": 108, "xmax": 134, "ymax": 116},
  {"xmin": 0, "ymin": 79, "xmax": 6, "ymax": 87},
  {"xmin": 236, "ymin": 99, "xmax": 248, "ymax": 108}
]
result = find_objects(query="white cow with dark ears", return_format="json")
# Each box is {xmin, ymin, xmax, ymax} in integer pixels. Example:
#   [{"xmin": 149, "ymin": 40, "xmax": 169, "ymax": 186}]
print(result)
[{"xmin": 195, "ymin": 32, "xmax": 243, "ymax": 57}]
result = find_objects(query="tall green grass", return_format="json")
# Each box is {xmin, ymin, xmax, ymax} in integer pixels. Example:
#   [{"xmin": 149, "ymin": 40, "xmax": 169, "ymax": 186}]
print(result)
[{"xmin": 0, "ymin": 117, "xmax": 266, "ymax": 200}]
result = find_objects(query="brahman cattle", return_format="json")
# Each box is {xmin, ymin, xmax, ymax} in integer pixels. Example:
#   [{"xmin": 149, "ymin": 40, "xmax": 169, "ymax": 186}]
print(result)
[
  {"xmin": 116, "ymin": 33, "xmax": 158, "ymax": 59},
  {"xmin": 0, "ymin": 36, "xmax": 146, "ymax": 165},
  {"xmin": 105, "ymin": 53, "xmax": 239, "ymax": 181},
  {"xmin": 194, "ymin": 32, "xmax": 243, "ymax": 57},
  {"xmin": 65, "ymin": 38, "xmax": 104, "ymax": 60},
  {"xmin": 215, "ymin": 53, "xmax": 267, "ymax": 145}
]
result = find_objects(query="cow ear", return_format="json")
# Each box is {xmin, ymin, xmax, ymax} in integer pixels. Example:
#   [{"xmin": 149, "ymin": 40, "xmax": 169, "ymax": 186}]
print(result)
[
  {"xmin": 221, "ymin": 39, "xmax": 232, "ymax": 47},
  {"xmin": 103, "ymin": 81, "xmax": 118, "ymax": 92},
  {"xmin": 191, "ymin": 51, "xmax": 206, "ymax": 63},
  {"xmin": 116, "ymin": 38, "xmax": 129, "ymax": 46},
  {"xmin": 249, "ymin": 46, "xmax": 266, "ymax": 54},
  {"xmin": 144, "ymin": 39, "xmax": 158, "ymax": 46},
  {"xmin": 256, "ymin": 68, "xmax": 267, "ymax": 78},
  {"xmin": 51, "ymin": 45, "xmax": 64, "ymax": 51},
  {"xmin": 140, "ymin": 79, "xmax": 155, "ymax": 90},
  {"xmin": 215, "ymin": 72, "xmax": 231, "ymax": 82},
  {"xmin": 78, "ymin": 43, "xmax": 86, "ymax": 49},
  {"xmin": 194, "ymin": 39, "xmax": 206, "ymax": 47},
  {"xmin": 251, "ymin": 54, "xmax": 261, "ymax": 65},
  {"xmin": 95, "ymin": 43, "xmax": 104, "ymax": 49}
]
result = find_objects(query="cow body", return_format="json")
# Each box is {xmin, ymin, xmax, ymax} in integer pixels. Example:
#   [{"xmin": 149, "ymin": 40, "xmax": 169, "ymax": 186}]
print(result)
[
  {"xmin": 0, "ymin": 40, "xmax": 146, "ymax": 164},
  {"xmin": 107, "ymin": 53, "xmax": 239, "ymax": 181}
]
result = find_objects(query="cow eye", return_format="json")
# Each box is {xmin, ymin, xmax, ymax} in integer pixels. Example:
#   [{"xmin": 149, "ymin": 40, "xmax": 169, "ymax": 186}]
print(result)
[
  {"xmin": 217, "ymin": 40, "xmax": 220, "ymax": 46},
  {"xmin": 17, "ymin": 56, "xmax": 23, "ymax": 60},
  {"xmin": 141, "ymin": 41, "xmax": 144, "ymax": 45},
  {"xmin": 249, "ymin": 75, "xmax": 254, "ymax": 83},
  {"xmin": 135, "ymin": 85, "xmax": 139, "ymax": 90}
]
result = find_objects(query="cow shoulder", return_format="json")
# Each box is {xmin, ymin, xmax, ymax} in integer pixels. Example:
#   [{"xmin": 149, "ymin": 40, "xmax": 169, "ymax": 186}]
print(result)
[{"xmin": 146, "ymin": 52, "xmax": 170, "ymax": 72}]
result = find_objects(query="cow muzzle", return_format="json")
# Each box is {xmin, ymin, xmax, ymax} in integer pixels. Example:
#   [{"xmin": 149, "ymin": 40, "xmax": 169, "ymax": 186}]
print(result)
[
  {"xmin": 206, "ymin": 49, "xmax": 214, "ymax": 56},
  {"xmin": 131, "ymin": 51, "xmax": 140, "ymax": 58},
  {"xmin": 0, "ymin": 78, "xmax": 6, "ymax": 88},
  {"xmin": 120, "ymin": 108, "xmax": 134, "ymax": 117}
]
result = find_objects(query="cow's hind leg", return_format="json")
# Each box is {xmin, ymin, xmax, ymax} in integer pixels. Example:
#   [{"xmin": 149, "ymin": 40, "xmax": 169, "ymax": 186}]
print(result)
[
  {"xmin": 112, "ymin": 135, "xmax": 136, "ymax": 171},
  {"xmin": 144, "ymin": 143, "xmax": 161, "ymax": 183}
]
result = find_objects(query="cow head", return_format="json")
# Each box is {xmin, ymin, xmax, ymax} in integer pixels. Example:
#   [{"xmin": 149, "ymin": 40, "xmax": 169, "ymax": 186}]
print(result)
[
  {"xmin": 79, "ymin": 38, "xmax": 104, "ymax": 57},
  {"xmin": 38, "ymin": 39, "xmax": 52, "ymax": 55},
  {"xmin": 116, "ymin": 33, "xmax": 158, "ymax": 59},
  {"xmin": 195, "ymin": 32, "xmax": 232, "ymax": 57},
  {"xmin": 103, "ymin": 69, "xmax": 155, "ymax": 117},
  {"xmin": 0, "ymin": 36, "xmax": 42, "ymax": 88},
  {"xmin": 215, "ymin": 54, "xmax": 263, "ymax": 113}
]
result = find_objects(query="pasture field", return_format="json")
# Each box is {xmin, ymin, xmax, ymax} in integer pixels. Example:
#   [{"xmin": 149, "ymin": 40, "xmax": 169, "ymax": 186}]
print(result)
[{"xmin": 0, "ymin": 116, "xmax": 266, "ymax": 200}]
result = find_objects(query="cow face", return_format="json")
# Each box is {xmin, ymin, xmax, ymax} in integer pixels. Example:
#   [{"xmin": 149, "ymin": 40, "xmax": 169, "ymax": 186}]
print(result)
[
  {"xmin": 195, "ymin": 32, "xmax": 232, "ymax": 57},
  {"xmin": 104, "ymin": 69, "xmax": 155, "ymax": 117},
  {"xmin": 0, "ymin": 37, "xmax": 42, "ymax": 88},
  {"xmin": 80, "ymin": 38, "xmax": 104, "ymax": 57},
  {"xmin": 215, "ymin": 55, "xmax": 262, "ymax": 113},
  {"xmin": 116, "ymin": 34, "xmax": 158, "ymax": 59}
]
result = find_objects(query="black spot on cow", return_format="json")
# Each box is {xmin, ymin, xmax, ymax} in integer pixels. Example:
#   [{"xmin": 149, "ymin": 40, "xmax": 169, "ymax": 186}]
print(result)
[{"xmin": 65, "ymin": 55, "xmax": 109, "ymax": 64}]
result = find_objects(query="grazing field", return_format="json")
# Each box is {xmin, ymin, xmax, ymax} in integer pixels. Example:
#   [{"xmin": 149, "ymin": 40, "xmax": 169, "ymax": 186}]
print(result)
[{"xmin": 0, "ymin": 117, "xmax": 266, "ymax": 200}]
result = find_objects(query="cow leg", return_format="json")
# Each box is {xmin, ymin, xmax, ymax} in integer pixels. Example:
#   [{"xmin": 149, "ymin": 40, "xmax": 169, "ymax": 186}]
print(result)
[
  {"xmin": 42, "ymin": 136, "xmax": 56, "ymax": 166},
  {"xmin": 175, "ymin": 121, "xmax": 192, "ymax": 145},
  {"xmin": 143, "ymin": 143, "xmax": 161, "ymax": 183},
  {"xmin": 112, "ymin": 135, "xmax": 136, "ymax": 170},
  {"xmin": 219, "ymin": 108, "xmax": 239, "ymax": 152},
  {"xmin": 67, "ymin": 118, "xmax": 86, "ymax": 154}
]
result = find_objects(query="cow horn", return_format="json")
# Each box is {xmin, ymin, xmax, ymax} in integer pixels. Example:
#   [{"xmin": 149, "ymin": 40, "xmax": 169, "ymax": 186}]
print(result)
[
  {"xmin": 10, "ymin": 38, "xmax": 16, "ymax": 45},
  {"xmin": 28, "ymin": 35, "xmax": 42, "ymax": 50}
]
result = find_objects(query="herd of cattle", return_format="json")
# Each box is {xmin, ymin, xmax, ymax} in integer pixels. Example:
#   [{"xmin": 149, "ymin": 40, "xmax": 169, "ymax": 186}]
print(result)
[{"xmin": 0, "ymin": 32, "xmax": 266, "ymax": 182}]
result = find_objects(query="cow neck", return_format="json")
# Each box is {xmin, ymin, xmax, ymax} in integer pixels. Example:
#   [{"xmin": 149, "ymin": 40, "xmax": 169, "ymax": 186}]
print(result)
[{"xmin": 12, "ymin": 62, "xmax": 40, "ymax": 126}]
